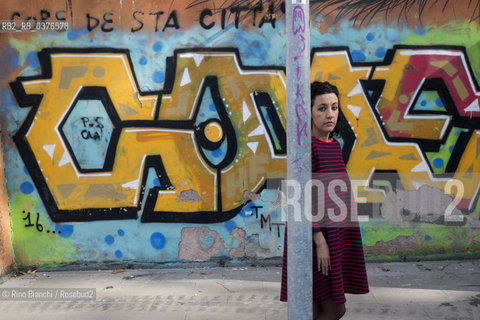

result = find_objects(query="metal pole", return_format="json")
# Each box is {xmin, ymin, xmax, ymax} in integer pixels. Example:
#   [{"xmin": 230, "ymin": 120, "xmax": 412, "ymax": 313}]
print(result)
[{"xmin": 285, "ymin": 0, "xmax": 312, "ymax": 319}]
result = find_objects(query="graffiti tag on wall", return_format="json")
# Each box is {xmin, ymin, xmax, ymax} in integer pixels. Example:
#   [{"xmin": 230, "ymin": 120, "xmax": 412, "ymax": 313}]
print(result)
[
  {"xmin": 310, "ymin": 46, "xmax": 480, "ymax": 216},
  {"xmin": 11, "ymin": 48, "xmax": 287, "ymax": 222},
  {"xmin": 10, "ymin": 46, "xmax": 480, "ymax": 223}
]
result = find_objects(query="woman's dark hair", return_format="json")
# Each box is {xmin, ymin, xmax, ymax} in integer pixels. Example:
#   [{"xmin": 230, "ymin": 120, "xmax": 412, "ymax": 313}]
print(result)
[{"xmin": 311, "ymin": 81, "xmax": 343, "ymax": 139}]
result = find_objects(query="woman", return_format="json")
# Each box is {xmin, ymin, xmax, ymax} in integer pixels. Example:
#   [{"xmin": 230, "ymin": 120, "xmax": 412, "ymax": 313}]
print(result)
[{"xmin": 280, "ymin": 81, "xmax": 369, "ymax": 320}]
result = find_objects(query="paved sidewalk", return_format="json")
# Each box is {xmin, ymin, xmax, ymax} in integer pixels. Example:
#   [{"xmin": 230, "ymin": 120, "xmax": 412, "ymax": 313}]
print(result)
[{"xmin": 0, "ymin": 260, "xmax": 479, "ymax": 320}]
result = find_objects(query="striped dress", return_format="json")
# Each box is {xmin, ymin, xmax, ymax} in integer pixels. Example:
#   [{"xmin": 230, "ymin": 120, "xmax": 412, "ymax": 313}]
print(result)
[{"xmin": 280, "ymin": 137, "xmax": 369, "ymax": 303}]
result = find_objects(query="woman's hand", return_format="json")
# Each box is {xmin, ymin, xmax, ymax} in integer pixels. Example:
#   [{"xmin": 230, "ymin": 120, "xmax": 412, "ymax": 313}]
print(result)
[{"xmin": 313, "ymin": 231, "xmax": 330, "ymax": 275}]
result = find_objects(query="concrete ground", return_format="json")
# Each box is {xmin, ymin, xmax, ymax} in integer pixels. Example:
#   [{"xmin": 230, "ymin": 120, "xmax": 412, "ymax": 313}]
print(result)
[{"xmin": 0, "ymin": 260, "xmax": 479, "ymax": 320}]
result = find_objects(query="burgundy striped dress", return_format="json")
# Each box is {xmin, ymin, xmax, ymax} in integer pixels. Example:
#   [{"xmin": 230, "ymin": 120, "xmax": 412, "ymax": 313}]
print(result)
[{"xmin": 280, "ymin": 137, "xmax": 369, "ymax": 303}]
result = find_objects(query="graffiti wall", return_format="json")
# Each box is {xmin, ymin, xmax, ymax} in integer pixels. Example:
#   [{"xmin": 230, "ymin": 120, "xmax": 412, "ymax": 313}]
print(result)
[
  {"xmin": 1, "ymin": 0, "xmax": 480, "ymax": 269},
  {"xmin": 0, "ymin": 146, "xmax": 13, "ymax": 274}
]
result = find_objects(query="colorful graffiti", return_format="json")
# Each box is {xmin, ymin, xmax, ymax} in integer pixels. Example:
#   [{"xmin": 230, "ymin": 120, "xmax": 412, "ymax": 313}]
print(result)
[
  {"xmin": 11, "ymin": 48, "xmax": 287, "ymax": 223},
  {"xmin": 10, "ymin": 45, "xmax": 480, "ymax": 226},
  {"xmin": 311, "ymin": 46, "xmax": 480, "ymax": 218}
]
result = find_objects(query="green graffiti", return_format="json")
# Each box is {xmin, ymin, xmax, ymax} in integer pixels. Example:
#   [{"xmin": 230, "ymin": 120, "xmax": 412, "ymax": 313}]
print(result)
[
  {"xmin": 361, "ymin": 220, "xmax": 415, "ymax": 247},
  {"xmin": 10, "ymin": 195, "xmax": 76, "ymax": 267}
]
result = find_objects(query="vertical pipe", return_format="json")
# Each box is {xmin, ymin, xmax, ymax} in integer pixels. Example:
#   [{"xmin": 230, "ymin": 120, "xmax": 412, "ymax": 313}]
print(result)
[{"xmin": 285, "ymin": 0, "xmax": 312, "ymax": 319}]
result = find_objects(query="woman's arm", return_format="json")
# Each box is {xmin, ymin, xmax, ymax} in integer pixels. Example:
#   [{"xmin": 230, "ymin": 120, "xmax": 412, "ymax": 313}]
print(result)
[{"xmin": 313, "ymin": 231, "xmax": 330, "ymax": 275}]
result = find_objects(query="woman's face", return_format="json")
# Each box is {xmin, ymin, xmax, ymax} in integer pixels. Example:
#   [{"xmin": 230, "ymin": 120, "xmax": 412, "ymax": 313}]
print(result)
[{"xmin": 311, "ymin": 93, "xmax": 339, "ymax": 140}]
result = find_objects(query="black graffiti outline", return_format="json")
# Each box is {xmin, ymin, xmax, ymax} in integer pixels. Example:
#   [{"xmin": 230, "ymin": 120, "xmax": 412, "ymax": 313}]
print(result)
[
  {"xmin": 58, "ymin": 86, "xmax": 122, "ymax": 173},
  {"xmin": 252, "ymin": 91, "xmax": 287, "ymax": 154},
  {"xmin": 311, "ymin": 45, "xmax": 480, "ymax": 218},
  {"xmin": 10, "ymin": 47, "xmax": 286, "ymax": 223},
  {"xmin": 311, "ymin": 45, "xmax": 480, "ymax": 174},
  {"xmin": 370, "ymin": 45, "xmax": 480, "ymax": 176},
  {"xmin": 11, "ymin": 45, "xmax": 480, "ymax": 224}
]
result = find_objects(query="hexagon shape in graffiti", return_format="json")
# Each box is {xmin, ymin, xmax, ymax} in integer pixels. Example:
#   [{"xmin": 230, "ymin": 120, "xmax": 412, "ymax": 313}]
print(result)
[
  {"xmin": 11, "ymin": 48, "xmax": 288, "ymax": 223},
  {"xmin": 58, "ymin": 87, "xmax": 121, "ymax": 173}
]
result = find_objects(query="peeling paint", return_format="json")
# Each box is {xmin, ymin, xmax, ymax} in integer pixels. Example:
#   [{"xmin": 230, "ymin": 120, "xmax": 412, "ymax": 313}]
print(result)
[
  {"xmin": 381, "ymin": 185, "xmax": 463, "ymax": 225},
  {"xmin": 368, "ymin": 235, "xmax": 420, "ymax": 256},
  {"xmin": 229, "ymin": 227, "xmax": 246, "ymax": 258},
  {"xmin": 178, "ymin": 227, "xmax": 225, "ymax": 261},
  {"xmin": 245, "ymin": 233, "xmax": 270, "ymax": 258},
  {"xmin": 85, "ymin": 184, "xmax": 128, "ymax": 201},
  {"xmin": 178, "ymin": 189, "xmax": 203, "ymax": 203},
  {"xmin": 241, "ymin": 190, "xmax": 261, "ymax": 203},
  {"xmin": 271, "ymin": 189, "xmax": 284, "ymax": 206},
  {"xmin": 229, "ymin": 227, "xmax": 270, "ymax": 259}
]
